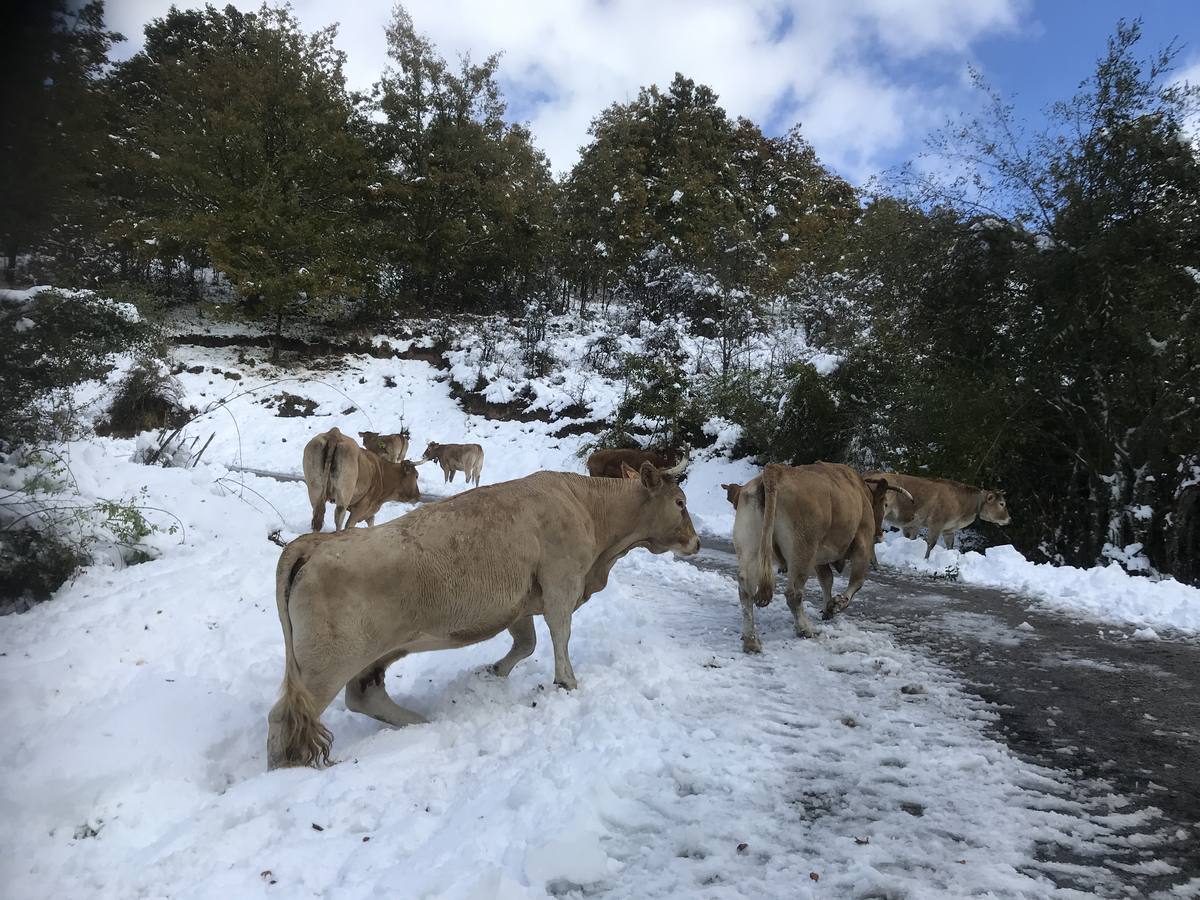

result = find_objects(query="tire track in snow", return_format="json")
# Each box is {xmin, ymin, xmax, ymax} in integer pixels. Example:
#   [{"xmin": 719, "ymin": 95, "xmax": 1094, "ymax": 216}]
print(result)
[
  {"xmin": 579, "ymin": 550, "xmax": 1171, "ymax": 899},
  {"xmin": 638, "ymin": 540, "xmax": 1190, "ymax": 897}
]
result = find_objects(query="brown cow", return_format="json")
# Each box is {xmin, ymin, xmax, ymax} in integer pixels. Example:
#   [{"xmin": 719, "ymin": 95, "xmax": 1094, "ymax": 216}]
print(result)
[
  {"xmin": 359, "ymin": 430, "xmax": 410, "ymax": 464},
  {"xmin": 422, "ymin": 441, "xmax": 484, "ymax": 487},
  {"xmin": 721, "ymin": 473, "xmax": 912, "ymax": 569},
  {"xmin": 303, "ymin": 427, "xmax": 424, "ymax": 531},
  {"xmin": 587, "ymin": 446, "xmax": 688, "ymax": 479},
  {"xmin": 865, "ymin": 470, "xmax": 1011, "ymax": 559},
  {"xmin": 266, "ymin": 465, "xmax": 700, "ymax": 768},
  {"xmin": 727, "ymin": 462, "xmax": 880, "ymax": 652}
]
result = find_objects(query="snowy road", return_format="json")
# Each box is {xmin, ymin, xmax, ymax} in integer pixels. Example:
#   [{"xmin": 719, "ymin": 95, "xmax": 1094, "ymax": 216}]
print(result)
[{"xmin": 692, "ymin": 537, "xmax": 1200, "ymax": 897}]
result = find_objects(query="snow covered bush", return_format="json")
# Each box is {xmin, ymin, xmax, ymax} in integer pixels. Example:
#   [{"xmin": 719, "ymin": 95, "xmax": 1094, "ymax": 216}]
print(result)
[
  {"xmin": 0, "ymin": 450, "xmax": 171, "ymax": 611},
  {"xmin": 96, "ymin": 358, "xmax": 190, "ymax": 438},
  {"xmin": 0, "ymin": 288, "xmax": 149, "ymax": 446},
  {"xmin": 0, "ymin": 288, "xmax": 166, "ymax": 607}
]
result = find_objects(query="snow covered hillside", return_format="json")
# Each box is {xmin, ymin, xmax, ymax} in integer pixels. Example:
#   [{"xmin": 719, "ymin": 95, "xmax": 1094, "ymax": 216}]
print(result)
[{"xmin": 1, "ymin": 340, "xmax": 1190, "ymax": 898}]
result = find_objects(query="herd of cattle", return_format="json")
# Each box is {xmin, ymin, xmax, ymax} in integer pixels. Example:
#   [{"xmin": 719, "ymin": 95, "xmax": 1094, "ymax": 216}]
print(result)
[{"xmin": 268, "ymin": 428, "xmax": 1011, "ymax": 769}]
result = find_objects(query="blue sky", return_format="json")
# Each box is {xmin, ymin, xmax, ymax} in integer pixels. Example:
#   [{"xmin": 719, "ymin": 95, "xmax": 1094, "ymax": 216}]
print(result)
[
  {"xmin": 109, "ymin": 0, "xmax": 1200, "ymax": 184},
  {"xmin": 968, "ymin": 4, "xmax": 1199, "ymax": 150}
]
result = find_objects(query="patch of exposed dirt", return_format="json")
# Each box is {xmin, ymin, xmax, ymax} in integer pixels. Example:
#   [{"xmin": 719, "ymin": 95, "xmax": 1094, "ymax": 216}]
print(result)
[{"xmin": 261, "ymin": 392, "xmax": 321, "ymax": 418}]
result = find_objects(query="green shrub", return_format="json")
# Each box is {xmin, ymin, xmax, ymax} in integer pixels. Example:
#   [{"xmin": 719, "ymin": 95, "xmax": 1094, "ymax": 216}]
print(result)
[
  {"xmin": 773, "ymin": 362, "xmax": 848, "ymax": 464},
  {"xmin": 0, "ymin": 289, "xmax": 150, "ymax": 446}
]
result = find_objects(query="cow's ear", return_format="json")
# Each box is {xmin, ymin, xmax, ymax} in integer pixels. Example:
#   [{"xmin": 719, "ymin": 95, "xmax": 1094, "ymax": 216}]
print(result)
[
  {"xmin": 639, "ymin": 461, "xmax": 663, "ymax": 490},
  {"xmin": 620, "ymin": 462, "xmax": 640, "ymax": 480},
  {"xmin": 985, "ymin": 491, "xmax": 996, "ymax": 502}
]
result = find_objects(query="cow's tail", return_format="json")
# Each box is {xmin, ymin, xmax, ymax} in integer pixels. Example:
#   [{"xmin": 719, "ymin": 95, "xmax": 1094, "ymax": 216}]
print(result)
[
  {"xmin": 751, "ymin": 464, "xmax": 782, "ymax": 605},
  {"xmin": 268, "ymin": 540, "xmax": 333, "ymax": 769},
  {"xmin": 320, "ymin": 428, "xmax": 341, "ymax": 504}
]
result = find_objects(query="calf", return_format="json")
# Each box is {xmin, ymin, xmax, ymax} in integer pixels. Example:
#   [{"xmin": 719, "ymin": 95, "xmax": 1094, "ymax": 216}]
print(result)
[
  {"xmin": 865, "ymin": 470, "xmax": 1011, "ymax": 558},
  {"xmin": 359, "ymin": 430, "xmax": 410, "ymax": 464},
  {"xmin": 303, "ymin": 427, "xmax": 424, "ymax": 531},
  {"xmin": 422, "ymin": 441, "xmax": 484, "ymax": 487},
  {"xmin": 726, "ymin": 462, "xmax": 880, "ymax": 652}
]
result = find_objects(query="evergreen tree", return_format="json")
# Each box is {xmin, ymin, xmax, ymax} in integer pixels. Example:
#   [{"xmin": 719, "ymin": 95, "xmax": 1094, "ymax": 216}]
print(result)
[
  {"xmin": 560, "ymin": 75, "xmax": 855, "ymax": 325},
  {"xmin": 0, "ymin": 1, "xmax": 121, "ymax": 285},
  {"xmin": 106, "ymin": 4, "xmax": 374, "ymax": 337},
  {"xmin": 370, "ymin": 5, "xmax": 556, "ymax": 312}
]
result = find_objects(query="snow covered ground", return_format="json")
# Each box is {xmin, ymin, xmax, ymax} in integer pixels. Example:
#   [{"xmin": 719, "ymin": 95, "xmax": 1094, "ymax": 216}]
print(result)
[
  {"xmin": 0, "ymin": 338, "xmax": 1194, "ymax": 898},
  {"xmin": 876, "ymin": 532, "xmax": 1200, "ymax": 637}
]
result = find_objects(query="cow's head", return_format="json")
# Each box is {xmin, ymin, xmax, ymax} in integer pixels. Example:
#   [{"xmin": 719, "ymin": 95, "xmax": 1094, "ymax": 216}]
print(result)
[
  {"xmin": 359, "ymin": 431, "xmax": 386, "ymax": 456},
  {"xmin": 862, "ymin": 476, "xmax": 914, "ymax": 542},
  {"xmin": 864, "ymin": 477, "xmax": 890, "ymax": 542},
  {"xmin": 388, "ymin": 460, "xmax": 421, "ymax": 503},
  {"xmin": 720, "ymin": 482, "xmax": 742, "ymax": 508},
  {"xmin": 630, "ymin": 461, "xmax": 700, "ymax": 556},
  {"xmin": 979, "ymin": 490, "xmax": 1011, "ymax": 526},
  {"xmin": 422, "ymin": 441, "xmax": 442, "ymax": 461}
]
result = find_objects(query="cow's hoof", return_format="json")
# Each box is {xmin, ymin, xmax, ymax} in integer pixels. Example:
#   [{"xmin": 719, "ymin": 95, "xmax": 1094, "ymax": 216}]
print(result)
[
  {"xmin": 742, "ymin": 637, "xmax": 763, "ymax": 654},
  {"xmin": 795, "ymin": 626, "xmax": 815, "ymax": 639},
  {"xmin": 554, "ymin": 678, "xmax": 578, "ymax": 691},
  {"xmin": 821, "ymin": 595, "xmax": 851, "ymax": 620}
]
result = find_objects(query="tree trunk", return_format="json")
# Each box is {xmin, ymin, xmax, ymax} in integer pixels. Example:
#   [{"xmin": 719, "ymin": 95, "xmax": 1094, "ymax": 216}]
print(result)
[
  {"xmin": 4, "ymin": 241, "xmax": 18, "ymax": 287},
  {"xmin": 271, "ymin": 309, "xmax": 283, "ymax": 363}
]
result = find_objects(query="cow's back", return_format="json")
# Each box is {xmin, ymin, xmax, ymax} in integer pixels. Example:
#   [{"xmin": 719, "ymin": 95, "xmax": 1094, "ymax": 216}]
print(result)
[
  {"xmin": 294, "ymin": 472, "xmax": 592, "ymax": 625},
  {"xmin": 774, "ymin": 463, "xmax": 873, "ymax": 561},
  {"xmin": 587, "ymin": 448, "xmax": 662, "ymax": 478},
  {"xmin": 872, "ymin": 472, "xmax": 977, "ymax": 527}
]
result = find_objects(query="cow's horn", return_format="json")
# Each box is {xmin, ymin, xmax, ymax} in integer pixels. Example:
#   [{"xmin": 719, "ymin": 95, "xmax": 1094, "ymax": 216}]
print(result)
[
  {"xmin": 412, "ymin": 458, "xmax": 434, "ymax": 466},
  {"xmin": 663, "ymin": 455, "xmax": 688, "ymax": 476},
  {"xmin": 886, "ymin": 484, "xmax": 914, "ymax": 501}
]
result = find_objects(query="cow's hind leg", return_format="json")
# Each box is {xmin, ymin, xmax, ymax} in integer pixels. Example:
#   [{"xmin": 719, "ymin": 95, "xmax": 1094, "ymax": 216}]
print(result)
[
  {"xmin": 739, "ymin": 582, "xmax": 763, "ymax": 653},
  {"xmin": 824, "ymin": 544, "xmax": 870, "ymax": 620},
  {"xmin": 489, "ymin": 615, "xmax": 536, "ymax": 677},
  {"xmin": 942, "ymin": 529, "xmax": 956, "ymax": 551},
  {"xmin": 785, "ymin": 568, "xmax": 820, "ymax": 639},
  {"xmin": 267, "ymin": 661, "xmax": 348, "ymax": 770},
  {"xmin": 334, "ymin": 505, "xmax": 348, "ymax": 531},
  {"xmin": 344, "ymin": 650, "xmax": 428, "ymax": 728}
]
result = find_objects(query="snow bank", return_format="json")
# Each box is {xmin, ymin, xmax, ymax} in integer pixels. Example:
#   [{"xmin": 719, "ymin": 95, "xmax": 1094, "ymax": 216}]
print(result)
[{"xmin": 877, "ymin": 532, "xmax": 1200, "ymax": 634}]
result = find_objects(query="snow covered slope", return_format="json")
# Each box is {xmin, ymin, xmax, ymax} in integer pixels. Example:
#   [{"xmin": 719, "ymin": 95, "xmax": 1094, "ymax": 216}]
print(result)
[{"xmin": 0, "ymin": 344, "xmax": 1174, "ymax": 898}]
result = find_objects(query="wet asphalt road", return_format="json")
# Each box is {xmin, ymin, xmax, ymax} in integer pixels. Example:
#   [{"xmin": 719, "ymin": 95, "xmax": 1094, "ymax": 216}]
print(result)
[{"xmin": 691, "ymin": 536, "xmax": 1200, "ymax": 898}]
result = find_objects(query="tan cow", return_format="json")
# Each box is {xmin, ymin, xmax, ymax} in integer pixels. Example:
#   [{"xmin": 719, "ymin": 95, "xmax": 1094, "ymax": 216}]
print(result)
[
  {"xmin": 266, "ymin": 465, "xmax": 700, "ymax": 769},
  {"xmin": 726, "ymin": 462, "xmax": 880, "ymax": 652},
  {"xmin": 865, "ymin": 470, "xmax": 1011, "ymax": 559},
  {"xmin": 422, "ymin": 441, "xmax": 484, "ymax": 487},
  {"xmin": 359, "ymin": 430, "xmax": 410, "ymax": 463},
  {"xmin": 587, "ymin": 447, "xmax": 688, "ymax": 479},
  {"xmin": 302, "ymin": 427, "xmax": 424, "ymax": 531}
]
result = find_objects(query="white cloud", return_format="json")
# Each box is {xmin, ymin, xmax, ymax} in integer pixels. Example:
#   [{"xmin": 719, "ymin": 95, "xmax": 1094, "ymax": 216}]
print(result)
[
  {"xmin": 1174, "ymin": 57, "xmax": 1200, "ymax": 145},
  {"xmin": 104, "ymin": 0, "xmax": 1029, "ymax": 182}
]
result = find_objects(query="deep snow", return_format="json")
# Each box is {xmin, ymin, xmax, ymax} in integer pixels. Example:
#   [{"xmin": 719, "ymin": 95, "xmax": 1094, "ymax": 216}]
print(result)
[{"xmin": 0, "ymin": 338, "xmax": 1193, "ymax": 898}]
